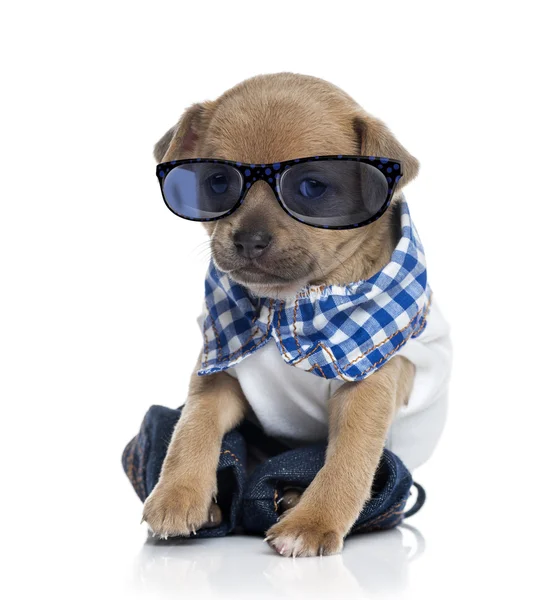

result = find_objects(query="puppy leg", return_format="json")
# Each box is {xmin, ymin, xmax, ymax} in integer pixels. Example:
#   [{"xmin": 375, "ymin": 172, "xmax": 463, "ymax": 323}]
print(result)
[
  {"xmin": 266, "ymin": 356, "xmax": 413, "ymax": 557},
  {"xmin": 142, "ymin": 356, "xmax": 248, "ymax": 537}
]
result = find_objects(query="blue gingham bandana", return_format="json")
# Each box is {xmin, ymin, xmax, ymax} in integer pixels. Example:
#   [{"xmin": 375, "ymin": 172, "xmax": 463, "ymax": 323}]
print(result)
[{"xmin": 199, "ymin": 199, "xmax": 432, "ymax": 382}]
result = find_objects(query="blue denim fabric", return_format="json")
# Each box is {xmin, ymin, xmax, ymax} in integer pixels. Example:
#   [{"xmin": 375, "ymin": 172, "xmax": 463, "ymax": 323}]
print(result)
[
  {"xmin": 122, "ymin": 405, "xmax": 246, "ymax": 538},
  {"xmin": 242, "ymin": 444, "xmax": 413, "ymax": 534},
  {"xmin": 122, "ymin": 405, "xmax": 422, "ymax": 538}
]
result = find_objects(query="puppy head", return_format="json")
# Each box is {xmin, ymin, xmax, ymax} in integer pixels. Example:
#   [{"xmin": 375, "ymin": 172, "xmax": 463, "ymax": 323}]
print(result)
[{"xmin": 155, "ymin": 73, "xmax": 419, "ymax": 297}]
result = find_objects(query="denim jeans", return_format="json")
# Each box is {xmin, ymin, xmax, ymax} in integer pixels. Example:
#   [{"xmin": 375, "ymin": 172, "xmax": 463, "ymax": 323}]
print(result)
[{"xmin": 122, "ymin": 405, "xmax": 424, "ymax": 538}]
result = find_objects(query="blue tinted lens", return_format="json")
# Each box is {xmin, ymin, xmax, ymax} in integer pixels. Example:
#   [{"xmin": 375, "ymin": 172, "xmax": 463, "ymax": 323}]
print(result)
[
  {"xmin": 162, "ymin": 163, "xmax": 242, "ymax": 220},
  {"xmin": 279, "ymin": 161, "xmax": 389, "ymax": 227}
]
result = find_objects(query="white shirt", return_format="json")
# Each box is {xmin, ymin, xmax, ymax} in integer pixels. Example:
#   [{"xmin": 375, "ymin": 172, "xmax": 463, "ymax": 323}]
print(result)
[{"xmin": 223, "ymin": 300, "xmax": 452, "ymax": 471}]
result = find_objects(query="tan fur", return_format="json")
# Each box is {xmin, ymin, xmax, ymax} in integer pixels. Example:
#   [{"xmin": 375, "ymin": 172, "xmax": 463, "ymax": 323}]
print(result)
[
  {"xmin": 143, "ymin": 73, "xmax": 419, "ymax": 555},
  {"xmin": 142, "ymin": 356, "xmax": 248, "ymax": 537},
  {"xmin": 266, "ymin": 356, "xmax": 414, "ymax": 556}
]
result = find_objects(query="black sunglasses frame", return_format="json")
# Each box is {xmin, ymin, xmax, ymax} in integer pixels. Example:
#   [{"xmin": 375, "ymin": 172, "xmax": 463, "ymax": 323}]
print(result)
[{"xmin": 156, "ymin": 155, "xmax": 402, "ymax": 230}]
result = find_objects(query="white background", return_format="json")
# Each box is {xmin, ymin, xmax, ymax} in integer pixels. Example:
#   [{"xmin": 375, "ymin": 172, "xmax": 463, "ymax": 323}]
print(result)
[{"xmin": 1, "ymin": 1, "xmax": 558, "ymax": 598}]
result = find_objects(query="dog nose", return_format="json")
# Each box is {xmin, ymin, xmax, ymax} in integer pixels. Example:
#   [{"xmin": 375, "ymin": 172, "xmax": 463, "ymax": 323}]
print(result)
[{"xmin": 233, "ymin": 230, "xmax": 272, "ymax": 258}]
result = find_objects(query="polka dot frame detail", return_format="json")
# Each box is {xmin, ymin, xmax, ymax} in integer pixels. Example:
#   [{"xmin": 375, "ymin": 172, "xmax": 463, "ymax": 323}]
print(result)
[{"xmin": 156, "ymin": 155, "xmax": 402, "ymax": 230}]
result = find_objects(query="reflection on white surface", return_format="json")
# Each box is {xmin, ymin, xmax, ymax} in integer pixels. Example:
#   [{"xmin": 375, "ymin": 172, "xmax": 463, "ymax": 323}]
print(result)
[{"xmin": 132, "ymin": 525, "xmax": 424, "ymax": 599}]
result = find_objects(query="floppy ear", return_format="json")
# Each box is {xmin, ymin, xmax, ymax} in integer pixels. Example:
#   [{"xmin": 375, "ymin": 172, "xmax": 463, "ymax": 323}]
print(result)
[
  {"xmin": 153, "ymin": 101, "xmax": 215, "ymax": 163},
  {"xmin": 353, "ymin": 113, "xmax": 419, "ymax": 190}
]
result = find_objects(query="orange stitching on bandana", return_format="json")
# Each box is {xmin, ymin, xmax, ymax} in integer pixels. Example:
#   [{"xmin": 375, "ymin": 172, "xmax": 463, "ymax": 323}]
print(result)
[
  {"xmin": 276, "ymin": 301, "xmax": 289, "ymax": 356},
  {"xmin": 250, "ymin": 298, "xmax": 261, "ymax": 325},
  {"xmin": 222, "ymin": 328, "xmax": 260, "ymax": 361},
  {"xmin": 220, "ymin": 300, "xmax": 275, "ymax": 363},
  {"xmin": 315, "ymin": 343, "xmax": 352, "ymax": 381},
  {"xmin": 311, "ymin": 363, "xmax": 328, "ymax": 378},
  {"xmin": 305, "ymin": 302, "xmax": 430, "ymax": 380},
  {"xmin": 206, "ymin": 298, "xmax": 223, "ymax": 362},
  {"xmin": 358, "ymin": 310, "xmax": 430, "ymax": 377},
  {"xmin": 307, "ymin": 351, "xmax": 351, "ymax": 381},
  {"xmin": 263, "ymin": 299, "xmax": 274, "ymax": 340},
  {"xmin": 292, "ymin": 296, "xmax": 303, "ymax": 353},
  {"xmin": 291, "ymin": 296, "xmax": 431, "ymax": 368},
  {"xmin": 346, "ymin": 296, "xmax": 432, "ymax": 367},
  {"xmin": 202, "ymin": 322, "xmax": 210, "ymax": 367},
  {"xmin": 204, "ymin": 299, "xmax": 275, "ymax": 366},
  {"xmin": 413, "ymin": 311, "xmax": 428, "ymax": 337},
  {"xmin": 273, "ymin": 489, "xmax": 279, "ymax": 513}
]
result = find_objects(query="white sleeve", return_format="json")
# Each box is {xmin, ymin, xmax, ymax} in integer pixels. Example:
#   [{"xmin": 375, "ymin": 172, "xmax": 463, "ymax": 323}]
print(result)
[{"xmin": 386, "ymin": 299, "xmax": 453, "ymax": 471}]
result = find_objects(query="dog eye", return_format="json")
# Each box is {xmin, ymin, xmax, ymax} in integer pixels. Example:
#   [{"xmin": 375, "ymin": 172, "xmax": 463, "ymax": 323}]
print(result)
[
  {"xmin": 299, "ymin": 179, "xmax": 327, "ymax": 199},
  {"xmin": 207, "ymin": 174, "xmax": 229, "ymax": 195}
]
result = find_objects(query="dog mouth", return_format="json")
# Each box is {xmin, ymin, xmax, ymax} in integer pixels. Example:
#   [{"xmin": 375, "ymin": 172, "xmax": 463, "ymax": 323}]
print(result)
[
  {"xmin": 228, "ymin": 263, "xmax": 312, "ymax": 298},
  {"xmin": 230, "ymin": 262, "xmax": 310, "ymax": 285},
  {"xmin": 214, "ymin": 253, "xmax": 315, "ymax": 294},
  {"xmin": 231, "ymin": 264, "xmax": 294, "ymax": 283}
]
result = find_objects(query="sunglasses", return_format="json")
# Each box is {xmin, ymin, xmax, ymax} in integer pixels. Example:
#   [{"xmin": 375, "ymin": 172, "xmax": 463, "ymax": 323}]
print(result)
[{"xmin": 156, "ymin": 155, "xmax": 402, "ymax": 230}]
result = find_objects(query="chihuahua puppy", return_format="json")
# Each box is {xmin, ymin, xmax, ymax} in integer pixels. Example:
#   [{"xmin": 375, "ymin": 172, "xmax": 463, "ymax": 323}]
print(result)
[{"xmin": 142, "ymin": 73, "xmax": 449, "ymax": 557}]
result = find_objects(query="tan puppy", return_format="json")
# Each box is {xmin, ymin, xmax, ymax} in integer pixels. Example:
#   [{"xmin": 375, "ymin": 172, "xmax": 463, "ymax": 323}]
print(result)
[{"xmin": 143, "ymin": 73, "xmax": 419, "ymax": 557}]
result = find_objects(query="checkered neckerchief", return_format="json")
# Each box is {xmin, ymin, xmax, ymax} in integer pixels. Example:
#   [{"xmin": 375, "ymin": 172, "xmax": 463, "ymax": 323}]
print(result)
[{"xmin": 198, "ymin": 200, "xmax": 431, "ymax": 382}]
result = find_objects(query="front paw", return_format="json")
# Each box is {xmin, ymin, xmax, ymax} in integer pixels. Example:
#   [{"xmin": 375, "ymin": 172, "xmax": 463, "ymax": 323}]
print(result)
[
  {"xmin": 142, "ymin": 479, "xmax": 216, "ymax": 538},
  {"xmin": 265, "ymin": 508, "xmax": 344, "ymax": 557}
]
